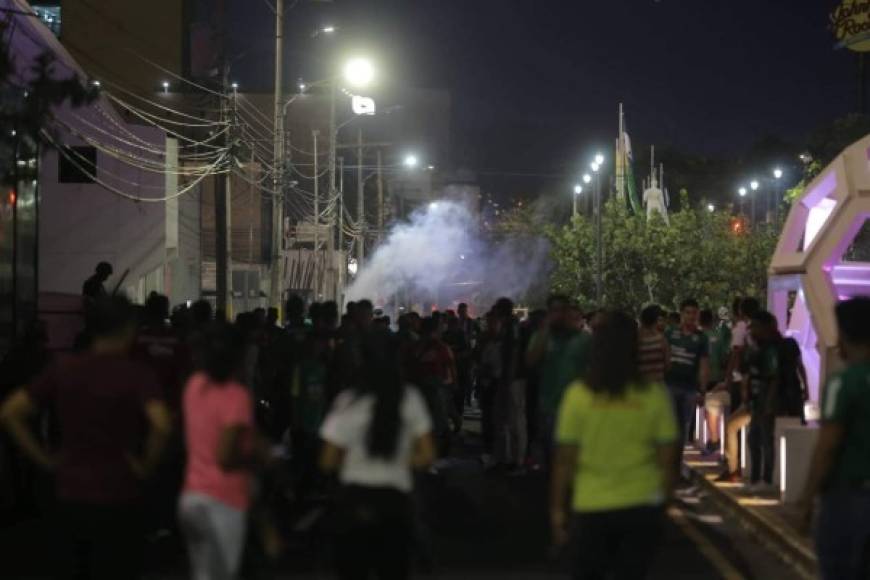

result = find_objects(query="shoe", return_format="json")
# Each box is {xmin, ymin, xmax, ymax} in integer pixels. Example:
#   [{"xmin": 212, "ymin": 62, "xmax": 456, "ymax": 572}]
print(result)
[
  {"xmin": 701, "ymin": 441, "xmax": 720, "ymax": 456},
  {"xmin": 714, "ymin": 470, "xmax": 742, "ymax": 483}
]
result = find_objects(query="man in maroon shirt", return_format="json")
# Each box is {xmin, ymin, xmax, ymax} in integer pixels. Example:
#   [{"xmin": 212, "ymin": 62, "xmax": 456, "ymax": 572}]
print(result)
[{"xmin": 1, "ymin": 295, "xmax": 172, "ymax": 580}]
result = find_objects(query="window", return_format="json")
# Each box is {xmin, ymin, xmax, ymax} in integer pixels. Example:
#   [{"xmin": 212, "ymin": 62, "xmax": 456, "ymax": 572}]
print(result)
[{"xmin": 58, "ymin": 146, "xmax": 96, "ymax": 183}]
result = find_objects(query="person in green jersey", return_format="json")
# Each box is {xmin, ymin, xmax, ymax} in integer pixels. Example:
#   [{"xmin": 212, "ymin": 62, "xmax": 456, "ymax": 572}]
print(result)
[
  {"xmin": 526, "ymin": 294, "xmax": 591, "ymax": 469},
  {"xmin": 701, "ymin": 309, "xmax": 731, "ymax": 455},
  {"xmin": 799, "ymin": 298, "xmax": 870, "ymax": 580},
  {"xmin": 551, "ymin": 310, "xmax": 677, "ymax": 579},
  {"xmin": 664, "ymin": 298, "xmax": 710, "ymax": 470}
]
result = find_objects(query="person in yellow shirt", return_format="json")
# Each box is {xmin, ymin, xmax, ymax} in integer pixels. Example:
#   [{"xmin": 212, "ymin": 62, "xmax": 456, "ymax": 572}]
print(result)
[{"xmin": 550, "ymin": 310, "xmax": 678, "ymax": 579}]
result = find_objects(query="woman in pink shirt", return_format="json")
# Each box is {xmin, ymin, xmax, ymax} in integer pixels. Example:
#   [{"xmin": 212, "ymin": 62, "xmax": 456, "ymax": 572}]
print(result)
[{"xmin": 179, "ymin": 324, "xmax": 258, "ymax": 580}]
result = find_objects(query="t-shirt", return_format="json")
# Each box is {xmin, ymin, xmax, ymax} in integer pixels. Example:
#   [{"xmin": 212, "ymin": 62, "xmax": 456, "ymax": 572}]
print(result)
[
  {"xmin": 744, "ymin": 342, "xmax": 779, "ymax": 411},
  {"xmin": 821, "ymin": 362, "xmax": 870, "ymax": 489},
  {"xmin": 664, "ymin": 327, "xmax": 708, "ymax": 390},
  {"xmin": 29, "ymin": 354, "xmax": 161, "ymax": 504},
  {"xmin": 556, "ymin": 381, "xmax": 677, "ymax": 512},
  {"xmin": 638, "ymin": 331, "xmax": 667, "ymax": 384},
  {"xmin": 531, "ymin": 329, "xmax": 591, "ymax": 415},
  {"xmin": 182, "ymin": 373, "xmax": 253, "ymax": 510},
  {"xmin": 291, "ymin": 358, "xmax": 328, "ymax": 434},
  {"xmin": 730, "ymin": 320, "xmax": 751, "ymax": 381},
  {"xmin": 320, "ymin": 386, "xmax": 431, "ymax": 493},
  {"xmin": 705, "ymin": 327, "xmax": 730, "ymax": 385}
]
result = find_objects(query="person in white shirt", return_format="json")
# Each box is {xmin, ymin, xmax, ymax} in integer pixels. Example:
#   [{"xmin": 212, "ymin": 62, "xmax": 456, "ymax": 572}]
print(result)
[{"xmin": 320, "ymin": 341, "xmax": 435, "ymax": 580}]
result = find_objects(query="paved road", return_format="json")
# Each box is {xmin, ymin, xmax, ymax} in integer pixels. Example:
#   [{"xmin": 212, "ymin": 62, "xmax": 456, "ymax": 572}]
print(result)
[{"xmin": 2, "ymin": 428, "xmax": 798, "ymax": 579}]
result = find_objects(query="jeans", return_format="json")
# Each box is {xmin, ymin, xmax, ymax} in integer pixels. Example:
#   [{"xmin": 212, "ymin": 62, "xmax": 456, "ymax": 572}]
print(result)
[
  {"xmin": 178, "ymin": 492, "xmax": 247, "ymax": 580},
  {"xmin": 816, "ymin": 488, "xmax": 870, "ymax": 580},
  {"xmin": 333, "ymin": 485, "xmax": 413, "ymax": 580},
  {"xmin": 571, "ymin": 505, "xmax": 664, "ymax": 579},
  {"xmin": 667, "ymin": 385, "xmax": 697, "ymax": 470},
  {"xmin": 748, "ymin": 407, "xmax": 774, "ymax": 484},
  {"xmin": 56, "ymin": 501, "xmax": 144, "ymax": 580}
]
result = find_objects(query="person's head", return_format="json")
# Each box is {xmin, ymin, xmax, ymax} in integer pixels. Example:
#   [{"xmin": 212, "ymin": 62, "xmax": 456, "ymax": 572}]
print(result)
[
  {"xmin": 547, "ymin": 294, "xmax": 572, "ymax": 329},
  {"xmin": 458, "ymin": 303, "xmax": 469, "ymax": 318},
  {"xmin": 143, "ymin": 292, "xmax": 170, "ymax": 326},
  {"xmin": 286, "ymin": 294, "xmax": 305, "ymax": 324},
  {"xmin": 95, "ymin": 261, "xmax": 113, "ymax": 282},
  {"xmin": 699, "ymin": 309, "xmax": 714, "ymax": 330},
  {"xmin": 319, "ymin": 301, "xmax": 339, "ymax": 330},
  {"xmin": 679, "ymin": 298, "xmax": 700, "ymax": 329},
  {"xmin": 354, "ymin": 299, "xmax": 374, "ymax": 330},
  {"xmin": 749, "ymin": 310, "xmax": 779, "ymax": 344},
  {"xmin": 267, "ymin": 307, "xmax": 279, "ymax": 327},
  {"xmin": 86, "ymin": 295, "xmax": 137, "ymax": 351},
  {"xmin": 420, "ymin": 317, "xmax": 440, "ymax": 339},
  {"xmin": 836, "ymin": 297, "xmax": 870, "ymax": 363},
  {"xmin": 640, "ymin": 304, "xmax": 663, "ymax": 330},
  {"xmin": 408, "ymin": 311, "xmax": 422, "ymax": 332},
  {"xmin": 732, "ymin": 297, "xmax": 743, "ymax": 318},
  {"xmin": 191, "ymin": 300, "xmax": 213, "ymax": 326},
  {"xmin": 485, "ymin": 310, "xmax": 502, "ymax": 336},
  {"xmin": 666, "ymin": 311, "xmax": 680, "ymax": 328},
  {"xmin": 198, "ymin": 323, "xmax": 245, "ymax": 383},
  {"xmin": 252, "ymin": 307, "xmax": 266, "ymax": 327},
  {"xmin": 587, "ymin": 310, "xmax": 643, "ymax": 396},
  {"xmin": 493, "ymin": 297, "xmax": 514, "ymax": 321},
  {"xmin": 740, "ymin": 297, "xmax": 761, "ymax": 321}
]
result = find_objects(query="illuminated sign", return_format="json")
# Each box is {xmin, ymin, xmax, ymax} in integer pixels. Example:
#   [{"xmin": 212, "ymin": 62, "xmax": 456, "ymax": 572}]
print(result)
[{"xmin": 831, "ymin": 0, "xmax": 870, "ymax": 51}]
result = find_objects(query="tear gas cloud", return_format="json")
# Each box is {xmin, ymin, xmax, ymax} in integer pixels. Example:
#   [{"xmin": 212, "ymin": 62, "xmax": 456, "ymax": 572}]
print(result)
[{"xmin": 345, "ymin": 200, "xmax": 551, "ymax": 310}]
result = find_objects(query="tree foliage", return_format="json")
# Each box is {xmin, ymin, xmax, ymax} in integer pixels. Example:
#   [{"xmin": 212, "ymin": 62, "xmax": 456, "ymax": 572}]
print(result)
[{"xmin": 543, "ymin": 194, "xmax": 778, "ymax": 313}]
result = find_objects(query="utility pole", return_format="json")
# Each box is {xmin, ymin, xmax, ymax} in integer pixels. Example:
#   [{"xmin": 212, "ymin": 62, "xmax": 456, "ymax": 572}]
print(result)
[
  {"xmin": 356, "ymin": 127, "xmax": 365, "ymax": 266},
  {"xmin": 269, "ymin": 0, "xmax": 284, "ymax": 313},
  {"xmin": 312, "ymin": 129, "xmax": 319, "ymax": 297},
  {"xmin": 215, "ymin": 67, "xmax": 230, "ymax": 319},
  {"xmin": 376, "ymin": 148, "xmax": 384, "ymax": 239},
  {"xmin": 337, "ymin": 156, "xmax": 344, "ymax": 305},
  {"xmin": 246, "ymin": 148, "xmax": 255, "ymax": 314},
  {"xmin": 595, "ymin": 171, "xmax": 603, "ymax": 305}
]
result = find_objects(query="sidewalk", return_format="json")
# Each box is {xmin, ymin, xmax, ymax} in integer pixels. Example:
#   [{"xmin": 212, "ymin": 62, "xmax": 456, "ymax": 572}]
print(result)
[{"xmin": 683, "ymin": 445, "xmax": 817, "ymax": 579}]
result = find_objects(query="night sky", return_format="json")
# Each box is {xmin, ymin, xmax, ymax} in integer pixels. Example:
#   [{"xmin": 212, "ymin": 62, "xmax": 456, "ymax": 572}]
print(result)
[{"xmin": 230, "ymin": 0, "xmax": 856, "ymax": 195}]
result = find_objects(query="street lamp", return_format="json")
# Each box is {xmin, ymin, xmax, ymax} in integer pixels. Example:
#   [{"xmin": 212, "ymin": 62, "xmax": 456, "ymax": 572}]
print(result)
[
  {"xmin": 583, "ymin": 173, "xmax": 592, "ymax": 184},
  {"xmin": 161, "ymin": 81, "xmax": 170, "ymax": 93},
  {"xmin": 738, "ymin": 187, "xmax": 747, "ymax": 197},
  {"xmin": 403, "ymin": 154, "xmax": 419, "ymax": 168},
  {"xmin": 590, "ymin": 161, "xmax": 600, "ymax": 173},
  {"xmin": 749, "ymin": 180, "xmax": 759, "ymax": 225},
  {"xmin": 573, "ymin": 184, "xmax": 583, "ymax": 218},
  {"xmin": 343, "ymin": 57, "xmax": 375, "ymax": 88},
  {"xmin": 773, "ymin": 168, "xmax": 783, "ymax": 179},
  {"xmin": 750, "ymin": 180, "xmax": 759, "ymax": 191},
  {"xmin": 707, "ymin": 203, "xmax": 715, "ymax": 213},
  {"xmin": 322, "ymin": 25, "xmax": 335, "ymax": 34},
  {"xmin": 595, "ymin": 153, "xmax": 605, "ymax": 165}
]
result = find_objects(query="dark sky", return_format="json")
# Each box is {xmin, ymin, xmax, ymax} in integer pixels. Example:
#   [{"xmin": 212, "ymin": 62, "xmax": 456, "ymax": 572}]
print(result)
[{"xmin": 229, "ymin": 0, "xmax": 855, "ymax": 193}]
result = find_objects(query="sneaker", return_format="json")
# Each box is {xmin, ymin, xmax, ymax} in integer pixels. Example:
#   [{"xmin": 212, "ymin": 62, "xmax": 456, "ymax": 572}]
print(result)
[{"xmin": 714, "ymin": 470, "xmax": 742, "ymax": 483}]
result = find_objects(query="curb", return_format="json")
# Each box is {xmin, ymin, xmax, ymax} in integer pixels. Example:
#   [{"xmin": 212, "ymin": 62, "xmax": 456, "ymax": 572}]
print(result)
[{"xmin": 688, "ymin": 469, "xmax": 817, "ymax": 579}]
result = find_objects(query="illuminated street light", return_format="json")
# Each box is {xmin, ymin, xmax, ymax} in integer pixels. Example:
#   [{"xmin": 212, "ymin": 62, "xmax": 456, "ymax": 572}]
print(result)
[
  {"xmin": 403, "ymin": 154, "xmax": 419, "ymax": 168},
  {"xmin": 591, "ymin": 162, "xmax": 600, "ymax": 173},
  {"xmin": 343, "ymin": 57, "xmax": 375, "ymax": 87},
  {"xmin": 707, "ymin": 203, "xmax": 715, "ymax": 212},
  {"xmin": 429, "ymin": 202, "xmax": 439, "ymax": 210},
  {"xmin": 750, "ymin": 180, "xmax": 759, "ymax": 191},
  {"xmin": 347, "ymin": 258, "xmax": 358, "ymax": 276},
  {"xmin": 773, "ymin": 168, "xmax": 783, "ymax": 179},
  {"xmin": 595, "ymin": 153, "xmax": 605, "ymax": 165},
  {"xmin": 161, "ymin": 81, "xmax": 170, "ymax": 93},
  {"xmin": 91, "ymin": 80, "xmax": 101, "ymax": 88},
  {"xmin": 298, "ymin": 81, "xmax": 307, "ymax": 92},
  {"xmin": 231, "ymin": 82, "xmax": 239, "ymax": 91},
  {"xmin": 583, "ymin": 173, "xmax": 592, "ymax": 184},
  {"xmin": 322, "ymin": 25, "xmax": 336, "ymax": 33},
  {"xmin": 427, "ymin": 165, "xmax": 435, "ymax": 171},
  {"xmin": 739, "ymin": 187, "xmax": 747, "ymax": 197},
  {"xmin": 574, "ymin": 184, "xmax": 583, "ymax": 195}
]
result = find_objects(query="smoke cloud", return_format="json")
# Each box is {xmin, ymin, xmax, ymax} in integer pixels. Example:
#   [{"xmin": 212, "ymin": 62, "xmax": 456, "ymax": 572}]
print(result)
[{"xmin": 345, "ymin": 200, "xmax": 551, "ymax": 311}]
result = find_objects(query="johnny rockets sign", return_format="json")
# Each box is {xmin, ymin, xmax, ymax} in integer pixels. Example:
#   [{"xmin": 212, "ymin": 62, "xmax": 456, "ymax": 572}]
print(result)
[{"xmin": 832, "ymin": 0, "xmax": 870, "ymax": 52}]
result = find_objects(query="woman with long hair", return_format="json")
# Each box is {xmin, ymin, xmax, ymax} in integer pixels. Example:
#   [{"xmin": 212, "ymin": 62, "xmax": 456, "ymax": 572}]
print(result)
[
  {"xmin": 178, "ymin": 323, "xmax": 262, "ymax": 580},
  {"xmin": 550, "ymin": 311, "xmax": 678, "ymax": 579},
  {"xmin": 320, "ymin": 338, "xmax": 435, "ymax": 579}
]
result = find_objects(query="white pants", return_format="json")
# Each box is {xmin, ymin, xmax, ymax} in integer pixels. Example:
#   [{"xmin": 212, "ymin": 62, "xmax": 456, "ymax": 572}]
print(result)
[{"xmin": 178, "ymin": 492, "xmax": 247, "ymax": 580}]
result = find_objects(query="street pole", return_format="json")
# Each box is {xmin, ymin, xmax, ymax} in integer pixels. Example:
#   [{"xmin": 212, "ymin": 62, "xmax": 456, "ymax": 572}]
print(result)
[
  {"xmin": 376, "ymin": 148, "xmax": 384, "ymax": 239},
  {"xmin": 572, "ymin": 192, "xmax": 578, "ymax": 219},
  {"xmin": 215, "ymin": 68, "xmax": 230, "ymax": 320},
  {"xmin": 357, "ymin": 127, "xmax": 365, "ymax": 267},
  {"xmin": 269, "ymin": 0, "xmax": 284, "ymax": 313},
  {"xmin": 312, "ymin": 129, "xmax": 319, "ymax": 298},
  {"xmin": 338, "ymin": 156, "xmax": 345, "ymax": 306},
  {"xmin": 595, "ymin": 172, "xmax": 603, "ymax": 305},
  {"xmin": 328, "ymin": 81, "xmax": 338, "ymax": 302}
]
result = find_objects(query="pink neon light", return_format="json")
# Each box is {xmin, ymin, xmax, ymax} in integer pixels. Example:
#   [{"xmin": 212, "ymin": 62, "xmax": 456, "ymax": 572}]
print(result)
[{"xmin": 805, "ymin": 198, "xmax": 836, "ymax": 249}]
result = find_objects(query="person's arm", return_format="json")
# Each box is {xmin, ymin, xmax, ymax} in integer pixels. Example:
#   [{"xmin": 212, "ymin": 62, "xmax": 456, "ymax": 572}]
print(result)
[
  {"xmin": 319, "ymin": 440, "xmax": 345, "ymax": 474},
  {"xmin": 662, "ymin": 335, "xmax": 671, "ymax": 371},
  {"xmin": 797, "ymin": 423, "xmax": 845, "ymax": 529},
  {"xmin": 798, "ymin": 361, "xmax": 809, "ymax": 402},
  {"xmin": 0, "ymin": 389, "xmax": 54, "ymax": 470},
  {"xmin": 720, "ymin": 343, "xmax": 745, "ymax": 390},
  {"xmin": 698, "ymin": 356, "xmax": 710, "ymax": 394},
  {"xmin": 655, "ymin": 442, "xmax": 678, "ymax": 502},
  {"xmin": 525, "ymin": 326, "xmax": 549, "ymax": 369},
  {"xmin": 412, "ymin": 433, "xmax": 436, "ymax": 468},
  {"xmin": 550, "ymin": 443, "xmax": 577, "ymax": 547},
  {"xmin": 129, "ymin": 399, "xmax": 173, "ymax": 478}
]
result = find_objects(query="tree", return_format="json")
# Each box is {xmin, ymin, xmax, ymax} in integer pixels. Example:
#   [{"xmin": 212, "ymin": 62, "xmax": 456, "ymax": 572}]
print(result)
[{"xmin": 544, "ymin": 194, "xmax": 778, "ymax": 313}]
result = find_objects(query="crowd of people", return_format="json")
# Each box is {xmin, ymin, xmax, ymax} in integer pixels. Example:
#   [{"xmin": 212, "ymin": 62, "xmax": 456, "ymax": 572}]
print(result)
[{"xmin": 0, "ymin": 269, "xmax": 869, "ymax": 579}]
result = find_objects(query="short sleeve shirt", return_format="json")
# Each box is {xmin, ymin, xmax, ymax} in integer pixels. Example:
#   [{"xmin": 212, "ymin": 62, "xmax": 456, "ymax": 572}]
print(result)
[
  {"xmin": 664, "ymin": 328, "xmax": 709, "ymax": 390},
  {"xmin": 821, "ymin": 362, "xmax": 870, "ymax": 489},
  {"xmin": 556, "ymin": 381, "xmax": 677, "ymax": 512},
  {"xmin": 531, "ymin": 330, "xmax": 592, "ymax": 415},
  {"xmin": 182, "ymin": 373, "xmax": 254, "ymax": 510},
  {"xmin": 30, "ymin": 354, "xmax": 161, "ymax": 504},
  {"xmin": 320, "ymin": 386, "xmax": 431, "ymax": 493}
]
